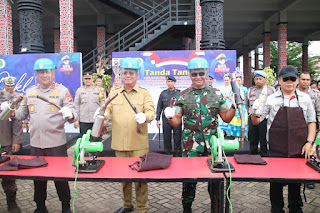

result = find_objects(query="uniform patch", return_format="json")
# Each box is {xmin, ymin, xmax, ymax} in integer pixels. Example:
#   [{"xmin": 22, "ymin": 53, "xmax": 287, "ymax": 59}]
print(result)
[
  {"xmin": 66, "ymin": 92, "xmax": 73, "ymax": 102},
  {"xmin": 51, "ymin": 90, "xmax": 59, "ymax": 96},
  {"xmin": 50, "ymin": 107, "xmax": 55, "ymax": 112},
  {"xmin": 30, "ymin": 90, "xmax": 38, "ymax": 96},
  {"xmin": 28, "ymin": 99, "xmax": 37, "ymax": 104},
  {"xmin": 30, "ymin": 105, "xmax": 35, "ymax": 112}
]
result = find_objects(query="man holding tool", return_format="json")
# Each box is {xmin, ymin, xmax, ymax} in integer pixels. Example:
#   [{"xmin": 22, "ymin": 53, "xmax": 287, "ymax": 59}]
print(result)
[
  {"xmin": 104, "ymin": 57, "xmax": 155, "ymax": 213},
  {"xmin": 5, "ymin": 58, "xmax": 77, "ymax": 213},
  {"xmin": 155, "ymin": 75, "xmax": 182, "ymax": 156},
  {"xmin": 245, "ymin": 70, "xmax": 274, "ymax": 156},
  {"xmin": 0, "ymin": 88, "xmax": 23, "ymax": 213},
  {"xmin": 165, "ymin": 57, "xmax": 236, "ymax": 213}
]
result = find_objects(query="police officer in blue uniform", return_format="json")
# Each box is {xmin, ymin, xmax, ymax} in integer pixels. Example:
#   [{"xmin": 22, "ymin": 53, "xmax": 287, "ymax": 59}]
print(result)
[{"xmin": 156, "ymin": 75, "xmax": 182, "ymax": 156}]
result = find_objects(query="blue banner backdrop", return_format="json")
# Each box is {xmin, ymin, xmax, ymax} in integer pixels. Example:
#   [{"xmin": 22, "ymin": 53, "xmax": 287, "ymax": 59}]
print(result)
[{"xmin": 112, "ymin": 50, "xmax": 236, "ymax": 133}]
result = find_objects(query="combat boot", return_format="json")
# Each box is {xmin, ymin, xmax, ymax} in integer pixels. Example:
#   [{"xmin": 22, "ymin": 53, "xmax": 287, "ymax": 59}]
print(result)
[
  {"xmin": 34, "ymin": 201, "xmax": 48, "ymax": 213},
  {"xmin": 6, "ymin": 191, "xmax": 21, "ymax": 213}
]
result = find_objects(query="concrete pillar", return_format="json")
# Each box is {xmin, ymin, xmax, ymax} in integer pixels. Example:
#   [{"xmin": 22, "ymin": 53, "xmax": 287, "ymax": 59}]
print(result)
[
  {"xmin": 195, "ymin": 0, "xmax": 201, "ymax": 50},
  {"xmin": 59, "ymin": 0, "xmax": 74, "ymax": 53},
  {"xmin": 17, "ymin": 0, "xmax": 44, "ymax": 53},
  {"xmin": 54, "ymin": 29, "xmax": 60, "ymax": 53},
  {"xmin": 97, "ymin": 25, "xmax": 106, "ymax": 56},
  {"xmin": 255, "ymin": 48, "xmax": 259, "ymax": 70},
  {"xmin": 263, "ymin": 32, "xmax": 271, "ymax": 68},
  {"xmin": 0, "ymin": 0, "xmax": 13, "ymax": 55},
  {"xmin": 243, "ymin": 45, "xmax": 251, "ymax": 87},
  {"xmin": 200, "ymin": 0, "xmax": 225, "ymax": 50},
  {"xmin": 302, "ymin": 39, "xmax": 308, "ymax": 72}
]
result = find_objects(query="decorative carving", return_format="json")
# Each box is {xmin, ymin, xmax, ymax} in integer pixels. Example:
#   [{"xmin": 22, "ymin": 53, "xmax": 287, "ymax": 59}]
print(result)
[
  {"xmin": 17, "ymin": 0, "xmax": 44, "ymax": 53},
  {"xmin": 200, "ymin": 0, "xmax": 225, "ymax": 50}
]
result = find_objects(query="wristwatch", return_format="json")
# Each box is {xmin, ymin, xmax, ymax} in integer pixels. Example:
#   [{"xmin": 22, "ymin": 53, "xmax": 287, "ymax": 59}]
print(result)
[{"xmin": 306, "ymin": 141, "xmax": 315, "ymax": 145}]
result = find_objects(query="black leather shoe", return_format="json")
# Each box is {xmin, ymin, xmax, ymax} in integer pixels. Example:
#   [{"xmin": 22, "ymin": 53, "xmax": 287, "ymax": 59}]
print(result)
[
  {"xmin": 34, "ymin": 206, "xmax": 48, "ymax": 213},
  {"xmin": 62, "ymin": 207, "xmax": 71, "ymax": 213},
  {"xmin": 115, "ymin": 206, "xmax": 134, "ymax": 213},
  {"xmin": 307, "ymin": 183, "xmax": 315, "ymax": 189}
]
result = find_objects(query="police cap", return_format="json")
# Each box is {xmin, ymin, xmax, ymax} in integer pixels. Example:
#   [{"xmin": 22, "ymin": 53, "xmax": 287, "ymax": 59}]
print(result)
[
  {"xmin": 279, "ymin": 65, "xmax": 299, "ymax": 78},
  {"xmin": 3, "ymin": 76, "xmax": 16, "ymax": 86},
  {"xmin": 83, "ymin": 72, "xmax": 93, "ymax": 79},
  {"xmin": 166, "ymin": 75, "xmax": 176, "ymax": 82},
  {"xmin": 254, "ymin": 70, "xmax": 267, "ymax": 78}
]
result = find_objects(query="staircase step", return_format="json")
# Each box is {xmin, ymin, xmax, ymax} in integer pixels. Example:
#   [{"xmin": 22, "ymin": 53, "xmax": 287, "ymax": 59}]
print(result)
[{"xmin": 147, "ymin": 33, "xmax": 155, "ymax": 38}]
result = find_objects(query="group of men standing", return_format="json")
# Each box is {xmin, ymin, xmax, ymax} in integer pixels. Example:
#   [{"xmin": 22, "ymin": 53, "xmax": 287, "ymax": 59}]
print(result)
[{"xmin": 1, "ymin": 55, "xmax": 320, "ymax": 213}]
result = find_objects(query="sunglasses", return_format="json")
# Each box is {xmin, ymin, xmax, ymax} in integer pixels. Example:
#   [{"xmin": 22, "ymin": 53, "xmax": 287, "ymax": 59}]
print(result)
[
  {"xmin": 123, "ymin": 70, "xmax": 137, "ymax": 76},
  {"xmin": 190, "ymin": 72, "xmax": 206, "ymax": 77},
  {"xmin": 283, "ymin": 76, "xmax": 297, "ymax": 82}
]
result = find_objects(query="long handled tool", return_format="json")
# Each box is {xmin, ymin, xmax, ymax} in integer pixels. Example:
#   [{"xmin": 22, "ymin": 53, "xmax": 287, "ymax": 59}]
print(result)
[
  {"xmin": 37, "ymin": 95, "xmax": 69, "ymax": 128},
  {"xmin": 123, "ymin": 92, "xmax": 142, "ymax": 134}
]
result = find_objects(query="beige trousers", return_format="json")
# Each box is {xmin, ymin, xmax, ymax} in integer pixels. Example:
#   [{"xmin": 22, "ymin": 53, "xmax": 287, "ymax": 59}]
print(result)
[{"xmin": 115, "ymin": 149, "xmax": 149, "ymax": 213}]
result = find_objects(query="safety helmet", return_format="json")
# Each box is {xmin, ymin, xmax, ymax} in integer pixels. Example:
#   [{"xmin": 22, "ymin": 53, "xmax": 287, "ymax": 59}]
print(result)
[
  {"xmin": 33, "ymin": 58, "xmax": 56, "ymax": 71},
  {"xmin": 188, "ymin": 57, "xmax": 209, "ymax": 70},
  {"xmin": 120, "ymin": 57, "xmax": 140, "ymax": 70}
]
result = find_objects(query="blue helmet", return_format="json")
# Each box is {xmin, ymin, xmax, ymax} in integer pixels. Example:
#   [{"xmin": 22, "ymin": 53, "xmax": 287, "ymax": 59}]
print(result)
[
  {"xmin": 34, "ymin": 58, "xmax": 56, "ymax": 71},
  {"xmin": 120, "ymin": 57, "xmax": 140, "ymax": 70},
  {"xmin": 188, "ymin": 57, "xmax": 209, "ymax": 70}
]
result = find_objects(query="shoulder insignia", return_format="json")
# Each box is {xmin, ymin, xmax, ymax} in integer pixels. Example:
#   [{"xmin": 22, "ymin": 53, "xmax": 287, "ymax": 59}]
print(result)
[{"xmin": 65, "ymin": 92, "xmax": 73, "ymax": 102}]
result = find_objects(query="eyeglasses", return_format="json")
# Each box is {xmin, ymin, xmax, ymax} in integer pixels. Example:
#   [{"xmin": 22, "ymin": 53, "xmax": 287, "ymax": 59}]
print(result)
[
  {"xmin": 283, "ymin": 76, "xmax": 297, "ymax": 82},
  {"xmin": 122, "ymin": 70, "xmax": 137, "ymax": 76},
  {"xmin": 190, "ymin": 72, "xmax": 206, "ymax": 77}
]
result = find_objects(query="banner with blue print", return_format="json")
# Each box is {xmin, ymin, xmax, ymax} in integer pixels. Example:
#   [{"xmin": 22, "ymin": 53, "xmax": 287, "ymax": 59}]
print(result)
[
  {"xmin": 112, "ymin": 50, "xmax": 236, "ymax": 133},
  {"xmin": 0, "ymin": 53, "xmax": 82, "ymax": 133},
  {"xmin": 0, "ymin": 52, "xmax": 82, "ymax": 99}
]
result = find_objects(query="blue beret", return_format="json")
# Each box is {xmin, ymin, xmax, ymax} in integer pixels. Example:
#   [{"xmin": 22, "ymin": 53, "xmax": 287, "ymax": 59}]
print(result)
[
  {"xmin": 209, "ymin": 73, "xmax": 214, "ymax": 79},
  {"xmin": 166, "ymin": 75, "xmax": 176, "ymax": 82},
  {"xmin": 254, "ymin": 70, "xmax": 267, "ymax": 78}
]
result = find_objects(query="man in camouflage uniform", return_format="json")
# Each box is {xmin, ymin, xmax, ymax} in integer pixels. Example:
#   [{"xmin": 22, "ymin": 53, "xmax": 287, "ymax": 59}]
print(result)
[
  {"xmin": 297, "ymin": 71, "xmax": 320, "ymax": 189},
  {"xmin": 165, "ymin": 57, "xmax": 236, "ymax": 213}
]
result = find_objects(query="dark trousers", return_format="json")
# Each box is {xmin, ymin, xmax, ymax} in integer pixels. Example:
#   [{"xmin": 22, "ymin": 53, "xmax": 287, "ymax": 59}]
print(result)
[
  {"xmin": 80, "ymin": 122, "xmax": 94, "ymax": 136},
  {"xmin": 270, "ymin": 183, "xmax": 303, "ymax": 213},
  {"xmin": 31, "ymin": 145, "xmax": 71, "ymax": 204},
  {"xmin": 248, "ymin": 116, "xmax": 268, "ymax": 157},
  {"xmin": 0, "ymin": 146, "xmax": 17, "ymax": 194},
  {"xmin": 80, "ymin": 122, "xmax": 100, "ymax": 141},
  {"xmin": 163, "ymin": 121, "xmax": 182, "ymax": 157}
]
